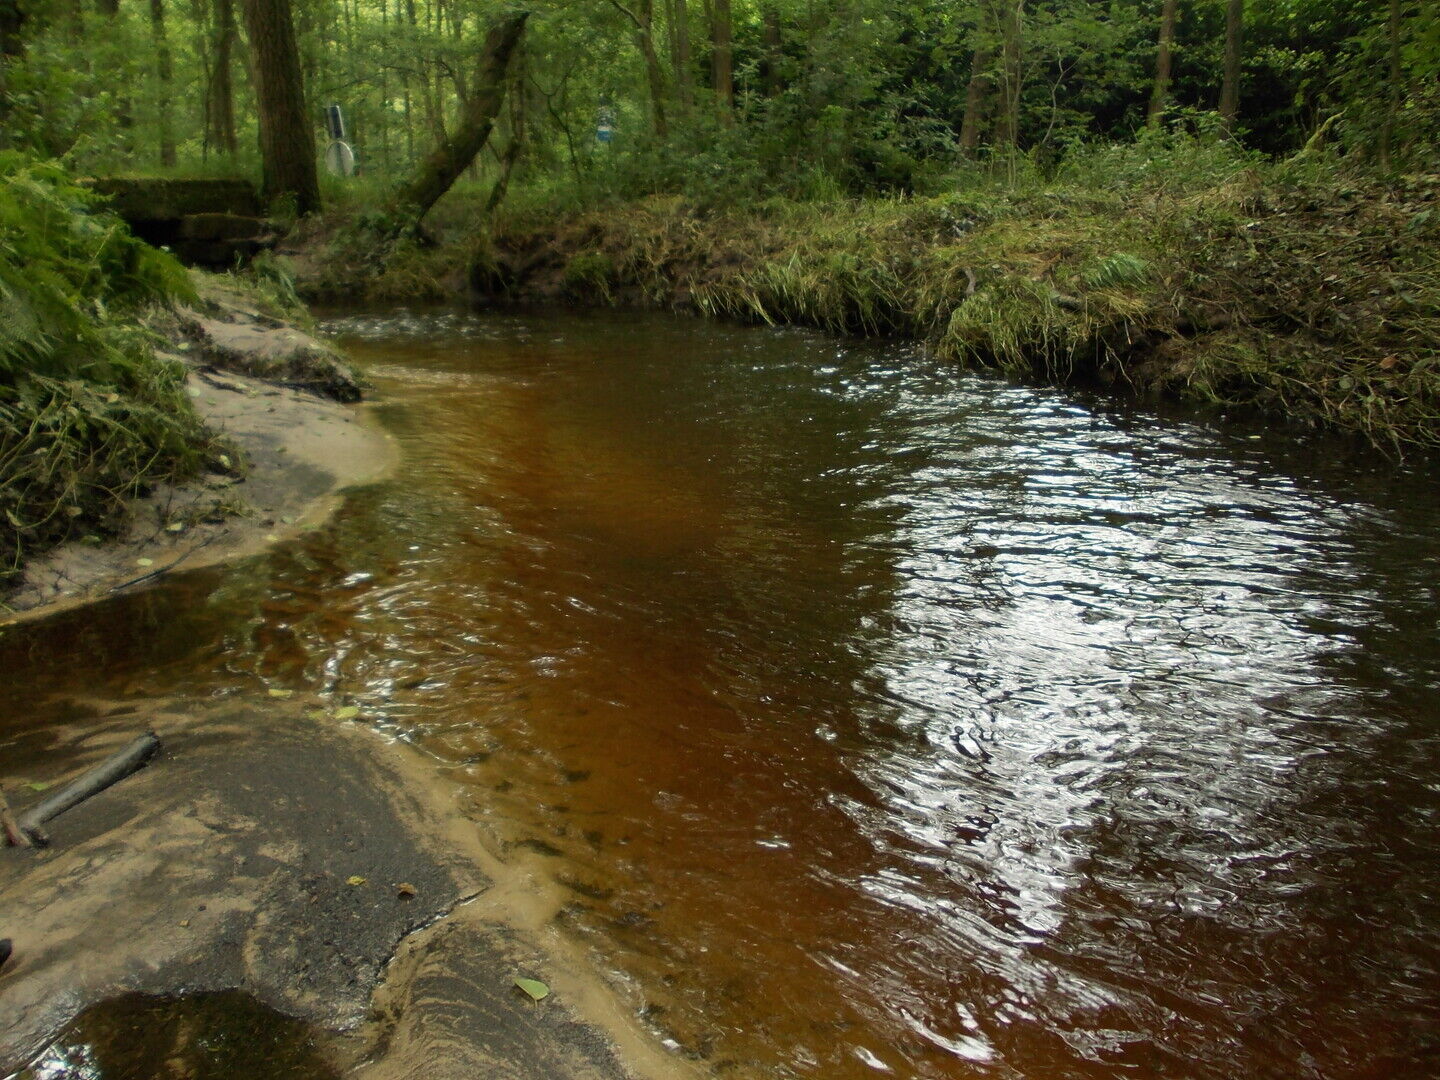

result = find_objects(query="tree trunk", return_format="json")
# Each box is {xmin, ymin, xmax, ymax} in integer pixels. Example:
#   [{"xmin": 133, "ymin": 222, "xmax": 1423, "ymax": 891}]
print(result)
[
  {"xmin": 1148, "ymin": 0, "xmax": 1179, "ymax": 123},
  {"xmin": 242, "ymin": 0, "xmax": 321, "ymax": 214},
  {"xmin": 761, "ymin": 6, "xmax": 782, "ymax": 97},
  {"xmin": 485, "ymin": 81, "xmax": 524, "ymax": 214},
  {"xmin": 666, "ymin": 0, "xmax": 693, "ymax": 109},
  {"xmin": 0, "ymin": 0, "xmax": 24, "ymax": 139},
  {"xmin": 94, "ymin": 0, "xmax": 134, "ymax": 142},
  {"xmin": 611, "ymin": 0, "xmax": 667, "ymax": 137},
  {"xmin": 638, "ymin": 0, "xmax": 668, "ymax": 136},
  {"xmin": 1378, "ymin": 0, "xmax": 1402, "ymax": 170},
  {"xmin": 151, "ymin": 0, "xmax": 176, "ymax": 166},
  {"xmin": 711, "ymin": 0, "xmax": 732, "ymax": 119},
  {"xmin": 959, "ymin": 46, "xmax": 992, "ymax": 155},
  {"xmin": 995, "ymin": 0, "xmax": 1023, "ymax": 151},
  {"xmin": 209, "ymin": 0, "xmax": 238, "ymax": 154},
  {"xmin": 390, "ymin": 11, "xmax": 527, "ymax": 229},
  {"xmin": 1219, "ymin": 0, "xmax": 1242, "ymax": 131}
]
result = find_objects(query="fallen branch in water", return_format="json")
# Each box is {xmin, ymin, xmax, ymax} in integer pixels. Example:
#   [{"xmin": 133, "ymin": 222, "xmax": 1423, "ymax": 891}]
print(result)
[
  {"xmin": 9, "ymin": 732, "xmax": 162, "ymax": 848},
  {"xmin": 109, "ymin": 536, "xmax": 216, "ymax": 594}
]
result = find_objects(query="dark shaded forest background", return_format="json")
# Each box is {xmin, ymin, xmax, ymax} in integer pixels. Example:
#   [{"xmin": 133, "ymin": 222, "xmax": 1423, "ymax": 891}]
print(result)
[{"xmin": 0, "ymin": 0, "xmax": 1435, "ymax": 211}]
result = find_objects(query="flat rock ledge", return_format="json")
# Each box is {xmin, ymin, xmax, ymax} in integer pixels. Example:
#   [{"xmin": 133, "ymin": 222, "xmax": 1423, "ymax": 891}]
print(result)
[{"xmin": 0, "ymin": 703, "xmax": 679, "ymax": 1080}]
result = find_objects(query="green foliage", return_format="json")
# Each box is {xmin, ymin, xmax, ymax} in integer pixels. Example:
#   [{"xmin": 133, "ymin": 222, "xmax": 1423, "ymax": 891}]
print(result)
[
  {"xmin": 2, "ymin": 0, "xmax": 1434, "ymax": 210},
  {"xmin": 476, "ymin": 147, "xmax": 1440, "ymax": 452},
  {"xmin": 0, "ymin": 153, "xmax": 215, "ymax": 582},
  {"xmin": 563, "ymin": 251, "xmax": 615, "ymax": 300},
  {"xmin": 1082, "ymin": 252, "xmax": 1151, "ymax": 292}
]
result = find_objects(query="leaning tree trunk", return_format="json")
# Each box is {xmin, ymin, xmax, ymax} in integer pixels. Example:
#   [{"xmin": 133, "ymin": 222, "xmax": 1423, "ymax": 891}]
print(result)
[
  {"xmin": 242, "ymin": 0, "xmax": 320, "ymax": 214},
  {"xmin": 1219, "ymin": 0, "xmax": 1243, "ymax": 132},
  {"xmin": 389, "ymin": 11, "xmax": 528, "ymax": 230},
  {"xmin": 1148, "ymin": 0, "xmax": 1179, "ymax": 123}
]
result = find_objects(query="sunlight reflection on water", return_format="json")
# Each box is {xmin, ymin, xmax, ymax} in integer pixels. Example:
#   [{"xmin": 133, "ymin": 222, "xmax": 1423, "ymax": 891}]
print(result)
[{"xmin": 3, "ymin": 308, "xmax": 1437, "ymax": 1079}]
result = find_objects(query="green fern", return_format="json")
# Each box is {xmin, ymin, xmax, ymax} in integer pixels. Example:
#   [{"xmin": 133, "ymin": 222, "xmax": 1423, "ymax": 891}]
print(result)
[
  {"xmin": 0, "ymin": 152, "xmax": 216, "ymax": 582},
  {"xmin": 1081, "ymin": 252, "xmax": 1151, "ymax": 290}
]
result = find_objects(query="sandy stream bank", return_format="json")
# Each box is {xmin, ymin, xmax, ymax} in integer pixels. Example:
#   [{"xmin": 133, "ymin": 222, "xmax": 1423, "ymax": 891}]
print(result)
[{"xmin": 0, "ymin": 290, "xmax": 697, "ymax": 1080}]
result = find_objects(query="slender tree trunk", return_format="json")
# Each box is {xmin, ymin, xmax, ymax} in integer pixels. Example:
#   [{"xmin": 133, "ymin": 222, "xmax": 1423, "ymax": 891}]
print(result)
[
  {"xmin": 711, "ymin": 0, "xmax": 732, "ymax": 119},
  {"xmin": 1148, "ymin": 0, "xmax": 1179, "ymax": 123},
  {"xmin": 242, "ymin": 0, "xmax": 321, "ymax": 214},
  {"xmin": 390, "ymin": 10, "xmax": 527, "ymax": 228},
  {"xmin": 761, "ymin": 6, "xmax": 782, "ymax": 97},
  {"xmin": 638, "ymin": 0, "xmax": 668, "ymax": 136},
  {"xmin": 995, "ymin": 0, "xmax": 1023, "ymax": 151},
  {"xmin": 485, "ymin": 77, "xmax": 524, "ymax": 214},
  {"xmin": 675, "ymin": 0, "xmax": 693, "ymax": 105},
  {"xmin": 406, "ymin": 0, "xmax": 446, "ymax": 148},
  {"xmin": 1219, "ymin": 0, "xmax": 1242, "ymax": 131},
  {"xmin": 195, "ymin": 0, "xmax": 212, "ymax": 159},
  {"xmin": 379, "ymin": 0, "xmax": 392, "ymax": 174},
  {"xmin": 666, "ymin": 0, "xmax": 693, "ymax": 109},
  {"xmin": 959, "ymin": 46, "xmax": 992, "ymax": 155},
  {"xmin": 150, "ymin": 0, "xmax": 176, "ymax": 165},
  {"xmin": 608, "ymin": 0, "xmax": 667, "ymax": 137},
  {"xmin": 210, "ymin": 0, "xmax": 238, "ymax": 153},
  {"xmin": 1378, "ymin": 0, "xmax": 1402, "ymax": 170},
  {"xmin": 94, "ymin": 0, "xmax": 134, "ymax": 144},
  {"xmin": 0, "ymin": 0, "xmax": 25, "ymax": 138}
]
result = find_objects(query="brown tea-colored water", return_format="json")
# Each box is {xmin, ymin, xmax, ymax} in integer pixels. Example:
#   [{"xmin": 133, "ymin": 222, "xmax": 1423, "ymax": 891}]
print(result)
[{"xmin": 3, "ymin": 309, "xmax": 1438, "ymax": 1079}]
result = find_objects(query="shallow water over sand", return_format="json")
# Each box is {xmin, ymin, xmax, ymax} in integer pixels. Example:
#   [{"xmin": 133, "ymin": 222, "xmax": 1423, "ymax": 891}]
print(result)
[{"xmin": 3, "ymin": 309, "xmax": 1437, "ymax": 1078}]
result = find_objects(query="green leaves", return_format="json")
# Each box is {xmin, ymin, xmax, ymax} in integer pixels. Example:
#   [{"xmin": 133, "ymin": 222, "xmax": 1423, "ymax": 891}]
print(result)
[{"xmin": 513, "ymin": 977, "xmax": 550, "ymax": 1002}]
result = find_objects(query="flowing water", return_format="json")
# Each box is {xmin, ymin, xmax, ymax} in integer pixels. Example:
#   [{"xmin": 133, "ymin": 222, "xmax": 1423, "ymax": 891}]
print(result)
[{"xmin": 2, "ymin": 309, "xmax": 1438, "ymax": 1078}]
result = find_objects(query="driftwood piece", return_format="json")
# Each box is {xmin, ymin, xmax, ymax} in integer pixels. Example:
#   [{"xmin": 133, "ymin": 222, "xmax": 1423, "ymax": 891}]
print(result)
[{"xmin": 10, "ymin": 732, "xmax": 162, "ymax": 847}]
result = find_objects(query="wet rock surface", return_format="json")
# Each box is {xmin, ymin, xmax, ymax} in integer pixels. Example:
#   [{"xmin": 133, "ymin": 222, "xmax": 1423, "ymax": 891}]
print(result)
[
  {"xmin": 0, "ymin": 705, "xmax": 654, "ymax": 1079},
  {"xmin": 183, "ymin": 316, "xmax": 364, "ymax": 402}
]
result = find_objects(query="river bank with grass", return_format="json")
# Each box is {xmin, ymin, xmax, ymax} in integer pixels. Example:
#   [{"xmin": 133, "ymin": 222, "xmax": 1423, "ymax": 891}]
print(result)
[
  {"xmin": 299, "ymin": 143, "xmax": 1440, "ymax": 456},
  {"xmin": 0, "ymin": 156, "xmax": 392, "ymax": 620}
]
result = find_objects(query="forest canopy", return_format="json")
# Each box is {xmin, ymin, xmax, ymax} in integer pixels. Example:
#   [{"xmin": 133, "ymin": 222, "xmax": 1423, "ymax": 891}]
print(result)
[{"xmin": 0, "ymin": 0, "xmax": 1435, "ymax": 211}]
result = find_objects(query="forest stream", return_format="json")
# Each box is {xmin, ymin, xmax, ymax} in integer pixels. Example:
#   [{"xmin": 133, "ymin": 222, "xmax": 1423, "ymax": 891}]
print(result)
[{"xmin": 2, "ymin": 308, "xmax": 1437, "ymax": 1079}]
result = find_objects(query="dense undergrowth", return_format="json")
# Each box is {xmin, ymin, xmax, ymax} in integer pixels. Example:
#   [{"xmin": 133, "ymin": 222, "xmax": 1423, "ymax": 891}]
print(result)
[
  {"xmin": 0, "ymin": 154, "xmax": 219, "ymax": 586},
  {"xmin": 303, "ymin": 138, "xmax": 1438, "ymax": 454}
]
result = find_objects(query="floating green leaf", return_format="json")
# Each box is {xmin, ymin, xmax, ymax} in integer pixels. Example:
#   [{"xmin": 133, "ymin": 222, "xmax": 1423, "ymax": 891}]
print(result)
[
  {"xmin": 513, "ymin": 977, "xmax": 550, "ymax": 1002},
  {"xmin": 267, "ymin": 688, "xmax": 295, "ymax": 699},
  {"xmin": 334, "ymin": 706, "xmax": 360, "ymax": 720}
]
